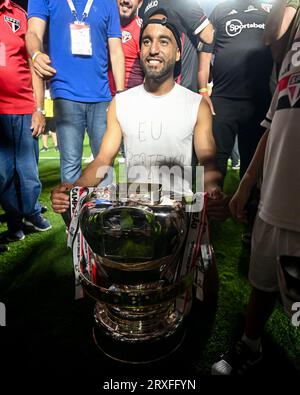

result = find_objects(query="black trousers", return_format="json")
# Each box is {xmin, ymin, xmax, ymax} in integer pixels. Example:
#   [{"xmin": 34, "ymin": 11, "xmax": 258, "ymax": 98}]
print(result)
[{"xmin": 211, "ymin": 96, "xmax": 270, "ymax": 183}]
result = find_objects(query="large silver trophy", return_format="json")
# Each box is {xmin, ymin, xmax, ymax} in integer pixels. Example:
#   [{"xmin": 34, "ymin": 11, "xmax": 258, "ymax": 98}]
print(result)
[{"xmin": 68, "ymin": 184, "xmax": 210, "ymax": 363}]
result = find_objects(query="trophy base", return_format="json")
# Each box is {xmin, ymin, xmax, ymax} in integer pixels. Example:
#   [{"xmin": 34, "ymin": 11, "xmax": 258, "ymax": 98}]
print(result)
[{"xmin": 92, "ymin": 324, "xmax": 186, "ymax": 364}]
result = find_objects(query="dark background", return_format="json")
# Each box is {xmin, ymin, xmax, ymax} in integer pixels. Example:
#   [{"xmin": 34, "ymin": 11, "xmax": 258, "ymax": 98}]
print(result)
[{"xmin": 15, "ymin": 0, "xmax": 27, "ymax": 10}]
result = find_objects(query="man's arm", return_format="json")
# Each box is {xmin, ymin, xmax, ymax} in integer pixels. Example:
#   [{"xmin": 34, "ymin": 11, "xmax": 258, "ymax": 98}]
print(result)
[
  {"xmin": 28, "ymin": 58, "xmax": 45, "ymax": 136},
  {"xmin": 263, "ymin": 0, "xmax": 298, "ymax": 45},
  {"xmin": 198, "ymin": 23, "xmax": 214, "ymax": 45},
  {"xmin": 229, "ymin": 129, "xmax": 269, "ymax": 221},
  {"xmin": 193, "ymin": 98, "xmax": 221, "ymax": 193},
  {"xmin": 26, "ymin": 17, "xmax": 56, "ymax": 78},
  {"xmin": 108, "ymin": 38, "xmax": 125, "ymax": 92},
  {"xmin": 198, "ymin": 51, "xmax": 215, "ymax": 114},
  {"xmin": 193, "ymin": 98, "xmax": 229, "ymax": 220},
  {"xmin": 171, "ymin": 0, "xmax": 214, "ymax": 44},
  {"xmin": 51, "ymin": 99, "xmax": 122, "ymax": 213},
  {"xmin": 197, "ymin": 3, "xmax": 217, "ymax": 115}
]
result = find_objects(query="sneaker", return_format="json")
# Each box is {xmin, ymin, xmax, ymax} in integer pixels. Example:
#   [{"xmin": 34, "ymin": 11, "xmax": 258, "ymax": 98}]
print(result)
[
  {"xmin": 24, "ymin": 214, "xmax": 52, "ymax": 232},
  {"xmin": 40, "ymin": 146, "xmax": 49, "ymax": 152},
  {"xmin": 7, "ymin": 230, "xmax": 25, "ymax": 242},
  {"xmin": 232, "ymin": 163, "xmax": 240, "ymax": 170},
  {"xmin": 211, "ymin": 340, "xmax": 262, "ymax": 375}
]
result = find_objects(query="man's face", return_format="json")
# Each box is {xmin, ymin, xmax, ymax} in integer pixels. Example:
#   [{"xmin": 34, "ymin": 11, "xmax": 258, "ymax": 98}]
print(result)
[
  {"xmin": 140, "ymin": 20, "xmax": 180, "ymax": 81},
  {"xmin": 118, "ymin": 0, "xmax": 142, "ymax": 25}
]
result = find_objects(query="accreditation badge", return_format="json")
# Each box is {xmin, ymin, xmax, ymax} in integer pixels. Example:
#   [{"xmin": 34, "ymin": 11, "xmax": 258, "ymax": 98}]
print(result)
[{"xmin": 70, "ymin": 22, "xmax": 92, "ymax": 56}]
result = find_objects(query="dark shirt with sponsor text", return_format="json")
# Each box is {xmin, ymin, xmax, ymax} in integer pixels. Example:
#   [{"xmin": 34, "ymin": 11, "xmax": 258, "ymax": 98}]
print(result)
[{"xmin": 203, "ymin": 0, "xmax": 274, "ymax": 99}]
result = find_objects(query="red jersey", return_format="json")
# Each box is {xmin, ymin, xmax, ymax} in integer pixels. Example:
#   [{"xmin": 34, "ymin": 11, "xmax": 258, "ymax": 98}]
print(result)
[
  {"xmin": 109, "ymin": 16, "xmax": 144, "ymax": 96},
  {"xmin": 0, "ymin": 0, "xmax": 35, "ymax": 114}
]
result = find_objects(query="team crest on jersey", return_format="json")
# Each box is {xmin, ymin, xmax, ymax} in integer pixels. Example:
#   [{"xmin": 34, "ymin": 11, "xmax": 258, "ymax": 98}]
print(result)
[
  {"xmin": 261, "ymin": 3, "xmax": 273, "ymax": 13},
  {"xmin": 4, "ymin": 15, "xmax": 20, "ymax": 33},
  {"xmin": 287, "ymin": 73, "xmax": 300, "ymax": 107},
  {"xmin": 122, "ymin": 30, "xmax": 132, "ymax": 43}
]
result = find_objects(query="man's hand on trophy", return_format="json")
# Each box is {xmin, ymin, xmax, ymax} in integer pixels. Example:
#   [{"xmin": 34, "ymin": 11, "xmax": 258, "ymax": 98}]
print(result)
[
  {"xmin": 207, "ymin": 187, "xmax": 231, "ymax": 221},
  {"xmin": 51, "ymin": 183, "xmax": 74, "ymax": 213}
]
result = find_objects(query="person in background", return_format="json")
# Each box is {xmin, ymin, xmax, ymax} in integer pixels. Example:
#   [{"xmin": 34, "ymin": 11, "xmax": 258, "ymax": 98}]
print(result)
[
  {"xmin": 0, "ymin": 0, "xmax": 51, "ymax": 241},
  {"xmin": 198, "ymin": 0, "xmax": 275, "ymax": 184},
  {"xmin": 198, "ymin": 0, "xmax": 275, "ymax": 244},
  {"xmin": 26, "ymin": 0, "xmax": 125, "ymax": 185},
  {"xmin": 109, "ymin": 0, "xmax": 144, "ymax": 96}
]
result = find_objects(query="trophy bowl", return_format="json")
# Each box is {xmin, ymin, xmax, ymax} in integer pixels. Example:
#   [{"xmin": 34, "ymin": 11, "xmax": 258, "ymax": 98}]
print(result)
[{"xmin": 75, "ymin": 184, "xmax": 197, "ymax": 363}]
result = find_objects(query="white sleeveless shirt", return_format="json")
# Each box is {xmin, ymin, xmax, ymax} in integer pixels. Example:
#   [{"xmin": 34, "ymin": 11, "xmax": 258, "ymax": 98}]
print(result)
[{"xmin": 115, "ymin": 83, "xmax": 202, "ymax": 196}]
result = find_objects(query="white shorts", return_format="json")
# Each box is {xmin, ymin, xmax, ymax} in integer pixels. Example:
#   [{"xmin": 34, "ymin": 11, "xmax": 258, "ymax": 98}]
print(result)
[{"xmin": 249, "ymin": 215, "xmax": 300, "ymax": 292}]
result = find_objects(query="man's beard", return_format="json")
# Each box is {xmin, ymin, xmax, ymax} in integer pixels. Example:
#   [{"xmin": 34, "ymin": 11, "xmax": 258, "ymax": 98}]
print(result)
[
  {"xmin": 120, "ymin": 14, "xmax": 135, "ymax": 26},
  {"xmin": 119, "ymin": 2, "xmax": 137, "ymax": 27},
  {"xmin": 141, "ymin": 59, "xmax": 175, "ymax": 82}
]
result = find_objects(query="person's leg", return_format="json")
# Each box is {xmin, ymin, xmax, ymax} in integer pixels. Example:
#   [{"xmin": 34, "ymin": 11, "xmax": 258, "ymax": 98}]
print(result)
[
  {"xmin": 46, "ymin": 117, "xmax": 58, "ymax": 149},
  {"xmin": 230, "ymin": 136, "xmax": 240, "ymax": 169},
  {"xmin": 244, "ymin": 287, "xmax": 277, "ymax": 340},
  {"xmin": 238, "ymin": 99, "xmax": 268, "ymax": 180},
  {"xmin": 86, "ymin": 101, "xmax": 110, "ymax": 156},
  {"xmin": 54, "ymin": 99, "xmax": 86, "ymax": 183},
  {"xmin": 212, "ymin": 216, "xmax": 280, "ymax": 375},
  {"xmin": 0, "ymin": 115, "xmax": 23, "ymax": 235},
  {"xmin": 14, "ymin": 114, "xmax": 42, "ymax": 218},
  {"xmin": 50, "ymin": 131, "xmax": 58, "ymax": 149},
  {"xmin": 13, "ymin": 114, "xmax": 51, "ymax": 232},
  {"xmin": 211, "ymin": 97, "xmax": 237, "ymax": 185},
  {"xmin": 41, "ymin": 134, "xmax": 49, "ymax": 151},
  {"xmin": 246, "ymin": 215, "xmax": 280, "ymax": 337},
  {"xmin": 86, "ymin": 101, "xmax": 113, "ymax": 185}
]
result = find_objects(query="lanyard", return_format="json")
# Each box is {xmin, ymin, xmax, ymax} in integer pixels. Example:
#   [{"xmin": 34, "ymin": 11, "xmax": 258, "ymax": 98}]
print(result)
[{"xmin": 67, "ymin": 0, "xmax": 94, "ymax": 23}]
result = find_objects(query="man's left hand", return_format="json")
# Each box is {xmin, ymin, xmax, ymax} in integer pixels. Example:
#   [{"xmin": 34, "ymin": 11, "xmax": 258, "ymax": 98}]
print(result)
[
  {"xmin": 207, "ymin": 187, "xmax": 231, "ymax": 221},
  {"xmin": 31, "ymin": 111, "xmax": 45, "ymax": 137}
]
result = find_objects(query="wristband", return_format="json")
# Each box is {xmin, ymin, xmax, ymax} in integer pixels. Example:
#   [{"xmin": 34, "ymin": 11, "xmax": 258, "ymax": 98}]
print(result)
[
  {"xmin": 32, "ymin": 51, "xmax": 43, "ymax": 62},
  {"xmin": 199, "ymin": 87, "xmax": 209, "ymax": 96}
]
